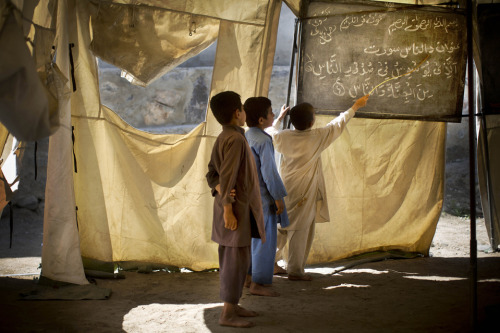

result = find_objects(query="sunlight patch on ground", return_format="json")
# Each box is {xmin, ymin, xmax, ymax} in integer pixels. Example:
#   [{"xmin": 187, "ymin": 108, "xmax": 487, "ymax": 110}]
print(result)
[
  {"xmin": 0, "ymin": 257, "xmax": 41, "ymax": 276},
  {"xmin": 479, "ymin": 278, "xmax": 500, "ymax": 283},
  {"xmin": 323, "ymin": 283, "xmax": 371, "ymax": 290},
  {"xmin": 403, "ymin": 275, "xmax": 466, "ymax": 281},
  {"xmin": 305, "ymin": 267, "xmax": 338, "ymax": 275},
  {"xmin": 305, "ymin": 267, "xmax": 389, "ymax": 275},
  {"xmin": 123, "ymin": 303, "xmax": 222, "ymax": 332},
  {"xmin": 341, "ymin": 268, "xmax": 390, "ymax": 275}
]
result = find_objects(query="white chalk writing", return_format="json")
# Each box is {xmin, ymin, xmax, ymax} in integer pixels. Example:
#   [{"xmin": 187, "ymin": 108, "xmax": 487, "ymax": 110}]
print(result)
[
  {"xmin": 300, "ymin": 7, "xmax": 465, "ymax": 114},
  {"xmin": 304, "ymin": 52, "xmax": 458, "ymax": 102},
  {"xmin": 340, "ymin": 13, "xmax": 386, "ymax": 31},
  {"xmin": 363, "ymin": 41, "xmax": 461, "ymax": 58},
  {"xmin": 388, "ymin": 15, "xmax": 460, "ymax": 35},
  {"xmin": 305, "ymin": 53, "xmax": 459, "ymax": 80}
]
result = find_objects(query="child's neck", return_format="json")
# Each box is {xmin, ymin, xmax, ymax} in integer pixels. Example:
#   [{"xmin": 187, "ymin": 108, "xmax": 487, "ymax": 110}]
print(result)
[{"xmin": 228, "ymin": 118, "xmax": 242, "ymax": 127}]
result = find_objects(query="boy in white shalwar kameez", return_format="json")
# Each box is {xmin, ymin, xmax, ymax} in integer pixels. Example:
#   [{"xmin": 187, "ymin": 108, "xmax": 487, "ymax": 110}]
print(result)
[{"xmin": 267, "ymin": 95, "xmax": 369, "ymax": 281}]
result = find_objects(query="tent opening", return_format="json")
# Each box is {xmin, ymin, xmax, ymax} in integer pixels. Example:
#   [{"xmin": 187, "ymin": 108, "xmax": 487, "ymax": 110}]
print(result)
[
  {"xmin": 97, "ymin": 43, "xmax": 216, "ymax": 135},
  {"xmin": 269, "ymin": 2, "xmax": 297, "ymax": 117}
]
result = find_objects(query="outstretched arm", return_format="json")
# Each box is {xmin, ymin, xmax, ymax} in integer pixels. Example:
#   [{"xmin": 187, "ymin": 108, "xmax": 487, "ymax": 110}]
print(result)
[
  {"xmin": 275, "ymin": 104, "xmax": 289, "ymax": 124},
  {"xmin": 314, "ymin": 95, "xmax": 370, "ymax": 153},
  {"xmin": 267, "ymin": 104, "xmax": 290, "ymax": 136}
]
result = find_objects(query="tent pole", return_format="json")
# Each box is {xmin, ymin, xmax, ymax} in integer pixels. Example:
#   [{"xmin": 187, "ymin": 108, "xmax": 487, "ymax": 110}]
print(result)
[
  {"xmin": 466, "ymin": 0, "xmax": 477, "ymax": 330},
  {"xmin": 284, "ymin": 18, "xmax": 299, "ymax": 129}
]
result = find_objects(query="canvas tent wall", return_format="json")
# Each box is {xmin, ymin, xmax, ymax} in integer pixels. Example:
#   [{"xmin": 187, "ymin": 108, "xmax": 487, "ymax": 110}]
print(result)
[{"xmin": 0, "ymin": 0, "xmax": 498, "ymax": 285}]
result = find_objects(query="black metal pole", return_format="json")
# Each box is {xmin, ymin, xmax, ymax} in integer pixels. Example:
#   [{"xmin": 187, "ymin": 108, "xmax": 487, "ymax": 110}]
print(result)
[
  {"xmin": 284, "ymin": 18, "xmax": 299, "ymax": 130},
  {"xmin": 466, "ymin": 0, "xmax": 477, "ymax": 330},
  {"xmin": 9, "ymin": 202, "xmax": 13, "ymax": 248}
]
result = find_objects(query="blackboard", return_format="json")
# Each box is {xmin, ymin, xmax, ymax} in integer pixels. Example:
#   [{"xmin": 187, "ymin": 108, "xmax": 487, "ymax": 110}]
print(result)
[{"xmin": 296, "ymin": 1, "xmax": 467, "ymax": 122}]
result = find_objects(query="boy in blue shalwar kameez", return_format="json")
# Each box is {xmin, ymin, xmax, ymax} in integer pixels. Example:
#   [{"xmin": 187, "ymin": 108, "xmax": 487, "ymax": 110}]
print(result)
[{"xmin": 244, "ymin": 97, "xmax": 289, "ymax": 297}]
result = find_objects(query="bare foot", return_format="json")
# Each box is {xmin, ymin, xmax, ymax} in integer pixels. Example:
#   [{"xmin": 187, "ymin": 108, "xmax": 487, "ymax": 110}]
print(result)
[
  {"xmin": 249, "ymin": 282, "xmax": 280, "ymax": 297},
  {"xmin": 244, "ymin": 274, "xmax": 251, "ymax": 288},
  {"xmin": 288, "ymin": 274, "xmax": 313, "ymax": 281},
  {"xmin": 235, "ymin": 305, "xmax": 259, "ymax": 317},
  {"xmin": 274, "ymin": 264, "xmax": 287, "ymax": 275},
  {"xmin": 219, "ymin": 303, "xmax": 255, "ymax": 328},
  {"xmin": 219, "ymin": 317, "xmax": 254, "ymax": 328}
]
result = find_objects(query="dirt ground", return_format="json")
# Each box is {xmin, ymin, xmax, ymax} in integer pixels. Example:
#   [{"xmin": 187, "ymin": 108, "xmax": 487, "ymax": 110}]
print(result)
[{"xmin": 0, "ymin": 209, "xmax": 499, "ymax": 333}]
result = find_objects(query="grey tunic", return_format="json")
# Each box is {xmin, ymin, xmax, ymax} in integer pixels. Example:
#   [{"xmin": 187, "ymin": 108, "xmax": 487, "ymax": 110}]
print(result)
[{"xmin": 206, "ymin": 124, "xmax": 266, "ymax": 247}]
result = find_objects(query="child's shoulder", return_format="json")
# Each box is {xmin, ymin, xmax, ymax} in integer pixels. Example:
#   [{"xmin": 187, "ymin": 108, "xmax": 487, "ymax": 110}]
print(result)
[
  {"xmin": 275, "ymin": 128, "xmax": 300, "ymax": 137},
  {"xmin": 246, "ymin": 127, "xmax": 271, "ymax": 143},
  {"xmin": 218, "ymin": 126, "xmax": 247, "ymax": 145},
  {"xmin": 219, "ymin": 125, "xmax": 244, "ymax": 136}
]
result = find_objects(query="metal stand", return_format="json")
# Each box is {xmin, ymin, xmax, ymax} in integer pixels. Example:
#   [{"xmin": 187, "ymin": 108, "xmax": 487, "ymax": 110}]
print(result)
[
  {"xmin": 284, "ymin": 18, "xmax": 300, "ymax": 129},
  {"xmin": 466, "ymin": 0, "xmax": 477, "ymax": 330}
]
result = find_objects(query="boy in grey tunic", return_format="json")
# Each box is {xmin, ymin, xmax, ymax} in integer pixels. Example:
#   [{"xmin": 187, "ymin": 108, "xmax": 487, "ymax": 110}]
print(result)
[{"xmin": 206, "ymin": 91, "xmax": 266, "ymax": 328}]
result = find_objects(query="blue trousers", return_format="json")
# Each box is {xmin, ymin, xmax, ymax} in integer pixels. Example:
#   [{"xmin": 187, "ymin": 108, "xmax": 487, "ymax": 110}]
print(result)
[{"xmin": 249, "ymin": 213, "xmax": 278, "ymax": 284}]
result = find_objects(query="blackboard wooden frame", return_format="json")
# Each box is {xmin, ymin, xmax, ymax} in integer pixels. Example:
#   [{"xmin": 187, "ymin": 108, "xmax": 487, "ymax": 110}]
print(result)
[{"xmin": 296, "ymin": 0, "xmax": 467, "ymax": 122}]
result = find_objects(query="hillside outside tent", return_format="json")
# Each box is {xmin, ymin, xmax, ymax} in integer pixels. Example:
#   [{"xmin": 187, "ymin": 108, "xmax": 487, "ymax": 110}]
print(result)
[{"xmin": 0, "ymin": 0, "xmax": 498, "ymax": 290}]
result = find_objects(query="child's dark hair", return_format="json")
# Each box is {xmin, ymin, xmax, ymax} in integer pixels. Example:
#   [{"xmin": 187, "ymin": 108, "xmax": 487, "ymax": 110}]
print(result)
[
  {"xmin": 244, "ymin": 97, "xmax": 272, "ymax": 127},
  {"xmin": 290, "ymin": 103, "xmax": 314, "ymax": 130},
  {"xmin": 210, "ymin": 91, "xmax": 242, "ymax": 125}
]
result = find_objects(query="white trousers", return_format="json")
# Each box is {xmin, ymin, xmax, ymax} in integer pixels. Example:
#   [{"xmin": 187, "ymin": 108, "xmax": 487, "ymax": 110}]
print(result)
[{"xmin": 276, "ymin": 221, "xmax": 316, "ymax": 276}]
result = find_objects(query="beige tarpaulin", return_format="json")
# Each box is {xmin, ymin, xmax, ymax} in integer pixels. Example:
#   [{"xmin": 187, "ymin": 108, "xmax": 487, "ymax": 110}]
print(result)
[
  {"xmin": 41, "ymin": 0, "xmax": 88, "ymax": 285},
  {"xmin": 89, "ymin": 2, "xmax": 220, "ymax": 86},
  {"xmin": 0, "ymin": 4, "xmax": 57, "ymax": 141},
  {"xmin": 65, "ymin": 0, "xmax": 444, "ymax": 271},
  {"xmin": 475, "ymin": 1, "xmax": 500, "ymax": 250},
  {"xmin": 478, "ymin": 114, "xmax": 500, "ymax": 250},
  {"xmin": 3, "ymin": 0, "xmax": 458, "ymax": 280},
  {"xmin": 310, "ymin": 117, "xmax": 444, "ymax": 262},
  {"xmin": 69, "ymin": 0, "xmax": 282, "ymax": 270},
  {"xmin": 73, "ymin": 106, "xmax": 215, "ymax": 269}
]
